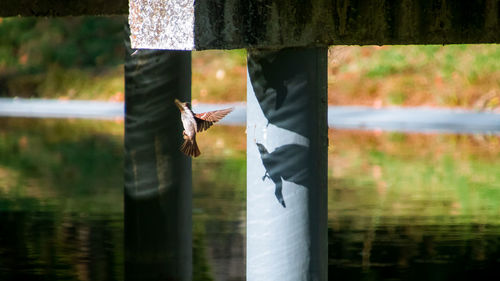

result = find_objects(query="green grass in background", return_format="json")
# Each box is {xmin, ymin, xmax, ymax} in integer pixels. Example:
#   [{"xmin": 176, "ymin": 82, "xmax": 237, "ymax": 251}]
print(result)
[
  {"xmin": 0, "ymin": 17, "xmax": 499, "ymax": 107},
  {"xmin": 330, "ymin": 44, "xmax": 500, "ymax": 108}
]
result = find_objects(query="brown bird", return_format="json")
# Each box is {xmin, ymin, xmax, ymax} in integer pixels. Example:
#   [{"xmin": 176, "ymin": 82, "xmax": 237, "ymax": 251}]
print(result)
[{"xmin": 174, "ymin": 99, "xmax": 233, "ymax": 157}]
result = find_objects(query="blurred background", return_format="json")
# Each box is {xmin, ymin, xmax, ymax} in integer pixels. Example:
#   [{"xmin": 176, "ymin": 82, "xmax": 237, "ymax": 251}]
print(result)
[{"xmin": 1, "ymin": 16, "xmax": 500, "ymax": 281}]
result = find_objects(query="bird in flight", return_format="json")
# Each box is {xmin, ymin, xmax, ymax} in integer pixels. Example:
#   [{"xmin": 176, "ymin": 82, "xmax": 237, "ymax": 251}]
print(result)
[{"xmin": 174, "ymin": 99, "xmax": 233, "ymax": 157}]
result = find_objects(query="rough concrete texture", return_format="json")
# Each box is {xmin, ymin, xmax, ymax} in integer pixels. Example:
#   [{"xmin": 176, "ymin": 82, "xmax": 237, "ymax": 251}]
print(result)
[
  {"xmin": 129, "ymin": 0, "xmax": 194, "ymax": 50},
  {"xmin": 133, "ymin": 0, "xmax": 500, "ymax": 50},
  {"xmin": 0, "ymin": 0, "xmax": 127, "ymax": 16},
  {"xmin": 2, "ymin": 0, "xmax": 498, "ymax": 48}
]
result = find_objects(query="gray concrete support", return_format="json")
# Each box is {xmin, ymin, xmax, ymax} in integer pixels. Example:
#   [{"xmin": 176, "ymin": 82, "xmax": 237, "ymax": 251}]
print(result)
[
  {"xmin": 124, "ymin": 26, "xmax": 192, "ymax": 281},
  {"xmin": 127, "ymin": 0, "xmax": 500, "ymax": 49},
  {"xmin": 246, "ymin": 48, "xmax": 328, "ymax": 281}
]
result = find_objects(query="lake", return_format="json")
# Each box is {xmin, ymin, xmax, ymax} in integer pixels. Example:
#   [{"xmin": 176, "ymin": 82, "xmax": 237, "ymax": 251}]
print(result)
[{"xmin": 1, "ymin": 118, "xmax": 500, "ymax": 280}]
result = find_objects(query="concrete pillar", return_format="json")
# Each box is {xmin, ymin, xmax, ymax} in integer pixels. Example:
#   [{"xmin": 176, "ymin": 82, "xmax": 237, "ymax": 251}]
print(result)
[
  {"xmin": 246, "ymin": 48, "xmax": 328, "ymax": 281},
  {"xmin": 124, "ymin": 26, "xmax": 192, "ymax": 281}
]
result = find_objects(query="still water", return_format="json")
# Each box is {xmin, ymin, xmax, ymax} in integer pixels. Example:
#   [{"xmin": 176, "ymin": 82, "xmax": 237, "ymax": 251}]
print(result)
[{"xmin": 1, "ymin": 118, "xmax": 500, "ymax": 280}]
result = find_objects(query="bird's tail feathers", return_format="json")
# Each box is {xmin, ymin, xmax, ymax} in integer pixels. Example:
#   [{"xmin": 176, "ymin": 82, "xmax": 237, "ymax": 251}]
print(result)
[{"xmin": 180, "ymin": 137, "xmax": 201, "ymax": 157}]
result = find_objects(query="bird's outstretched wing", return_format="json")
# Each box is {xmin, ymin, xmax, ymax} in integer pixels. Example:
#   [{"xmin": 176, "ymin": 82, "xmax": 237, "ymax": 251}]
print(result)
[{"xmin": 195, "ymin": 107, "xmax": 233, "ymax": 132}]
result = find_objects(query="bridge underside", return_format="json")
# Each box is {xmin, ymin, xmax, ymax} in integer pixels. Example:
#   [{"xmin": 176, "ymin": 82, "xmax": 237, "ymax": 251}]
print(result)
[{"xmin": 2, "ymin": 0, "xmax": 498, "ymax": 49}]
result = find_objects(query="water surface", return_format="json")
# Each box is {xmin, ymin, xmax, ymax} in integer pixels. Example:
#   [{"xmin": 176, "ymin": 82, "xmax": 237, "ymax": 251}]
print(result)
[{"xmin": 1, "ymin": 118, "xmax": 500, "ymax": 280}]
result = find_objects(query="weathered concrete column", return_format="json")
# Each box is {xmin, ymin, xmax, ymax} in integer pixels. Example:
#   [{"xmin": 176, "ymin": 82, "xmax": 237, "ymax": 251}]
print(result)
[
  {"xmin": 246, "ymin": 48, "xmax": 328, "ymax": 280},
  {"xmin": 124, "ymin": 26, "xmax": 192, "ymax": 281}
]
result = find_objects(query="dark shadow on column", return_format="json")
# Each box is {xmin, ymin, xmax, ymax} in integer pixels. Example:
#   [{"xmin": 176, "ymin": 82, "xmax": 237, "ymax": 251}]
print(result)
[
  {"xmin": 247, "ymin": 47, "xmax": 328, "ymax": 280},
  {"xmin": 256, "ymin": 142, "xmax": 310, "ymax": 208},
  {"xmin": 124, "ymin": 25, "xmax": 192, "ymax": 281},
  {"xmin": 248, "ymin": 48, "xmax": 319, "ymax": 137}
]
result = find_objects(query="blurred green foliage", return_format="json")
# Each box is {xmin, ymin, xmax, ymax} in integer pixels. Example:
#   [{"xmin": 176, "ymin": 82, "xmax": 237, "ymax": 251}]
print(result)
[
  {"xmin": 341, "ymin": 44, "xmax": 500, "ymax": 81},
  {"xmin": 333, "ymin": 44, "xmax": 500, "ymax": 107},
  {"xmin": 1, "ymin": 16, "xmax": 498, "ymax": 106},
  {"xmin": 0, "ymin": 16, "xmax": 125, "ymax": 71},
  {"xmin": 0, "ymin": 16, "xmax": 125, "ymax": 98}
]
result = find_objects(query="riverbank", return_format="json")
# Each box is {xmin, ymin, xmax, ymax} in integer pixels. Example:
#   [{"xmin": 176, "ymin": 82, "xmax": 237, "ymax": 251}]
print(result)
[{"xmin": 1, "ymin": 45, "xmax": 499, "ymax": 110}]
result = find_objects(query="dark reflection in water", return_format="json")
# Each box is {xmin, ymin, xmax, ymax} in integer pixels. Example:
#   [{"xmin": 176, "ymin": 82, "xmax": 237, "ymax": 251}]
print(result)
[
  {"xmin": 1, "ymin": 118, "xmax": 500, "ymax": 280},
  {"xmin": 329, "ymin": 218, "xmax": 500, "ymax": 281},
  {"xmin": 0, "ymin": 207, "xmax": 123, "ymax": 281}
]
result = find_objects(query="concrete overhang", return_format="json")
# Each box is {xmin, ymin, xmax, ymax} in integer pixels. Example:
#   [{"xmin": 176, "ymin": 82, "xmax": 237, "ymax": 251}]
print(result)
[
  {"xmin": 129, "ymin": 0, "xmax": 500, "ymax": 50},
  {"xmin": 1, "ymin": 0, "xmax": 499, "ymax": 50}
]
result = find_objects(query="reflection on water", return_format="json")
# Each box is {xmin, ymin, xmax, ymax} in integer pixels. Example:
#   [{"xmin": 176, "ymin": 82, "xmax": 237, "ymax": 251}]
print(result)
[
  {"xmin": 1, "ymin": 118, "xmax": 500, "ymax": 280},
  {"xmin": 330, "ymin": 218, "xmax": 500, "ymax": 281},
  {"xmin": 0, "ymin": 208, "xmax": 123, "ymax": 281},
  {"xmin": 0, "ymin": 118, "xmax": 124, "ymax": 281}
]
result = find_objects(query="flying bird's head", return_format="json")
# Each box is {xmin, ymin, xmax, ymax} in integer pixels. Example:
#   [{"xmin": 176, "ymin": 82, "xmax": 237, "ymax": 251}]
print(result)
[
  {"xmin": 256, "ymin": 143, "xmax": 269, "ymax": 155},
  {"xmin": 174, "ymin": 99, "xmax": 191, "ymax": 113}
]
